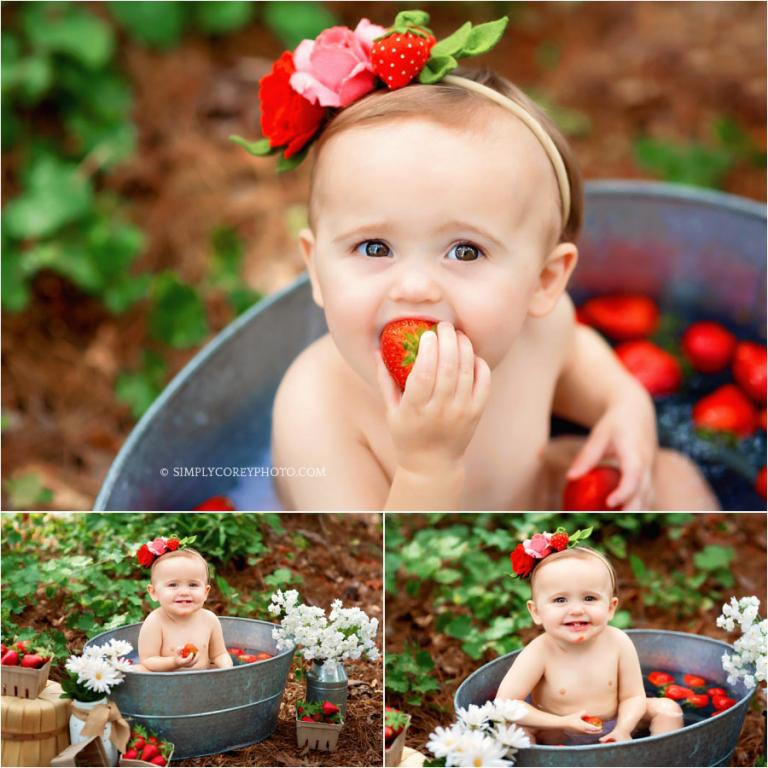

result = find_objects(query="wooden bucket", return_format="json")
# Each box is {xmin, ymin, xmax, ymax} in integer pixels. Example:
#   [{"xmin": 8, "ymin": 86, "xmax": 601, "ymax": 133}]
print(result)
[{"xmin": 1, "ymin": 680, "xmax": 71, "ymax": 767}]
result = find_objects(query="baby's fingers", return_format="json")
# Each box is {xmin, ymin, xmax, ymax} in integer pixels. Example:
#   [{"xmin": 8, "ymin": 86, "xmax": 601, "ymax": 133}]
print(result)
[
  {"xmin": 454, "ymin": 332, "xmax": 476, "ymax": 405},
  {"xmin": 377, "ymin": 357, "xmax": 402, "ymax": 413},
  {"xmin": 471, "ymin": 355, "xmax": 491, "ymax": 411},
  {"xmin": 607, "ymin": 456, "xmax": 642, "ymax": 508},
  {"xmin": 567, "ymin": 426, "xmax": 610, "ymax": 479},
  {"xmin": 403, "ymin": 330, "xmax": 437, "ymax": 406},
  {"xmin": 432, "ymin": 322, "xmax": 459, "ymax": 403}
]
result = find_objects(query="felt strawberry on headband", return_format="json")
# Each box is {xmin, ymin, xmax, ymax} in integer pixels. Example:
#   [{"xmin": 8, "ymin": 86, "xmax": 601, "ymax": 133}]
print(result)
[
  {"xmin": 510, "ymin": 526, "xmax": 593, "ymax": 579},
  {"xmin": 136, "ymin": 535, "xmax": 195, "ymax": 568},
  {"xmin": 230, "ymin": 10, "xmax": 508, "ymax": 170}
]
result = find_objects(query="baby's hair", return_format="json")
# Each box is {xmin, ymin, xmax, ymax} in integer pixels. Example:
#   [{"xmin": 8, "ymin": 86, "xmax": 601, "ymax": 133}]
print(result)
[
  {"xmin": 307, "ymin": 66, "xmax": 583, "ymax": 242},
  {"xmin": 149, "ymin": 547, "xmax": 209, "ymax": 584},
  {"xmin": 530, "ymin": 546, "xmax": 617, "ymax": 598}
]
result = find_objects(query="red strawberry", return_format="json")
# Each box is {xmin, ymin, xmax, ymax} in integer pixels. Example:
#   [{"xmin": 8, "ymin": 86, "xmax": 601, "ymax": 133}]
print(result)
[
  {"xmin": 301, "ymin": 716, "xmax": 314, "ymax": 722},
  {"xmin": 648, "ymin": 671, "xmax": 675, "ymax": 686},
  {"xmin": 732, "ymin": 341, "xmax": 766, "ymax": 404},
  {"xmin": 759, "ymin": 410, "xmax": 767, "ymax": 430},
  {"xmin": 371, "ymin": 31, "xmax": 436, "ymax": 90},
  {"xmin": 384, "ymin": 725, "xmax": 395, "ymax": 744},
  {"xmin": 579, "ymin": 294, "xmax": 659, "ymax": 340},
  {"xmin": 180, "ymin": 643, "xmax": 198, "ymax": 658},
  {"xmin": 133, "ymin": 737, "xmax": 145, "ymax": 750},
  {"xmin": 238, "ymin": 654, "xmax": 257, "ymax": 663},
  {"xmin": 1, "ymin": 644, "xmax": 6, "ymax": 655},
  {"xmin": 693, "ymin": 384, "xmax": 758, "ymax": 437},
  {"xmin": 664, "ymin": 685, "xmax": 695, "ymax": 701},
  {"xmin": 123, "ymin": 749, "xmax": 138, "ymax": 759},
  {"xmin": 141, "ymin": 744, "xmax": 160, "ymax": 761},
  {"xmin": 562, "ymin": 467, "xmax": 622, "ymax": 511},
  {"xmin": 712, "ymin": 695, "xmax": 736, "ymax": 711},
  {"xmin": 20, "ymin": 654, "xmax": 44, "ymax": 669},
  {"xmin": 254, "ymin": 652, "xmax": 272, "ymax": 661},
  {"xmin": 550, "ymin": 531, "xmax": 569, "ymax": 551},
  {"xmin": 148, "ymin": 737, "xmax": 158, "ymax": 745},
  {"xmin": 322, "ymin": 701, "xmax": 340, "ymax": 716},
  {"xmin": 686, "ymin": 694, "xmax": 709, "ymax": 708},
  {"xmin": 681, "ymin": 322, "xmax": 736, "ymax": 373},
  {"xmin": 380, "ymin": 318, "xmax": 437, "ymax": 390},
  {"xmin": 1, "ymin": 650, "xmax": 19, "ymax": 666},
  {"xmin": 682, "ymin": 674, "xmax": 707, "ymax": 688},
  {"xmin": 707, "ymin": 688, "xmax": 726, "ymax": 697},
  {"xmin": 194, "ymin": 496, "xmax": 235, "ymax": 511},
  {"xmin": 615, "ymin": 340, "xmax": 682, "ymax": 396},
  {"xmin": 150, "ymin": 758, "xmax": 166, "ymax": 767},
  {"xmin": 13, "ymin": 640, "xmax": 29, "ymax": 653},
  {"xmin": 227, "ymin": 648, "xmax": 245, "ymax": 656},
  {"xmin": 581, "ymin": 715, "xmax": 603, "ymax": 729}
]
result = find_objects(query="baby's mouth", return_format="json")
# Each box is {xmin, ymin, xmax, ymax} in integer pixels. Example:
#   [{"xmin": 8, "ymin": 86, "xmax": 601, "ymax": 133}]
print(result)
[
  {"xmin": 564, "ymin": 620, "xmax": 590, "ymax": 632},
  {"xmin": 175, "ymin": 599, "xmax": 193, "ymax": 605}
]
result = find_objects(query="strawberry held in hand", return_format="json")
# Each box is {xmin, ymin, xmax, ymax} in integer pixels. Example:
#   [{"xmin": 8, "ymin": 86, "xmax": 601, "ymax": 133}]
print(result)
[
  {"xmin": 562, "ymin": 467, "xmax": 622, "ymax": 511},
  {"xmin": 581, "ymin": 715, "xmax": 603, "ymax": 730},
  {"xmin": 615, "ymin": 339, "xmax": 682, "ymax": 396},
  {"xmin": 380, "ymin": 318, "xmax": 436, "ymax": 390},
  {"xmin": 180, "ymin": 643, "xmax": 198, "ymax": 659}
]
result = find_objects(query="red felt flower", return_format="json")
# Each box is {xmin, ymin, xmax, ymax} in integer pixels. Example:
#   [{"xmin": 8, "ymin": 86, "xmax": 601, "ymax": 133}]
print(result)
[
  {"xmin": 510, "ymin": 544, "xmax": 535, "ymax": 578},
  {"xmin": 260, "ymin": 51, "xmax": 326, "ymax": 158},
  {"xmin": 137, "ymin": 544, "xmax": 154, "ymax": 568},
  {"xmin": 166, "ymin": 538, "xmax": 181, "ymax": 551}
]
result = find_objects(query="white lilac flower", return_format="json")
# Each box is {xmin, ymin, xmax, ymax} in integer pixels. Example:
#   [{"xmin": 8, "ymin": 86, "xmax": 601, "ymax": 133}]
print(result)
[
  {"xmin": 718, "ymin": 596, "xmax": 766, "ymax": 687},
  {"xmin": 493, "ymin": 722, "xmax": 531, "ymax": 751},
  {"xmin": 448, "ymin": 730, "xmax": 511, "ymax": 767},
  {"xmin": 487, "ymin": 699, "xmax": 527, "ymax": 724},
  {"xmin": 427, "ymin": 724, "xmax": 467, "ymax": 759}
]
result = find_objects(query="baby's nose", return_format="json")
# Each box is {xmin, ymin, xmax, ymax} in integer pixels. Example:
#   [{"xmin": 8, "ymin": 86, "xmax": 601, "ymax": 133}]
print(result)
[{"xmin": 388, "ymin": 266, "xmax": 442, "ymax": 304}]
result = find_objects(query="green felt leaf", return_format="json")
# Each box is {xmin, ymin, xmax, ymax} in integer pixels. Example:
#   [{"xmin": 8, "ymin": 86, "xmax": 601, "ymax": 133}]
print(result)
[
  {"xmin": 229, "ymin": 135, "xmax": 275, "ymax": 156},
  {"xmin": 460, "ymin": 16, "xmax": 509, "ymax": 58},
  {"xmin": 430, "ymin": 22, "xmax": 471, "ymax": 58},
  {"xmin": 277, "ymin": 146, "xmax": 308, "ymax": 172},
  {"xmin": 418, "ymin": 54, "xmax": 458, "ymax": 84},
  {"xmin": 393, "ymin": 10, "xmax": 431, "ymax": 29}
]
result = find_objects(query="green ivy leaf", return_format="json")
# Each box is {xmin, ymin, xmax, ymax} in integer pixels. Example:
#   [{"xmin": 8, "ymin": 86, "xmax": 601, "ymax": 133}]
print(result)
[{"xmin": 149, "ymin": 272, "xmax": 208, "ymax": 349}]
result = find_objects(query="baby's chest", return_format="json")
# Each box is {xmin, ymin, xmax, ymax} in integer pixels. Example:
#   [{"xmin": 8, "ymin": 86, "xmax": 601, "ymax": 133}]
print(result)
[
  {"xmin": 541, "ymin": 655, "xmax": 620, "ymax": 702},
  {"xmin": 161, "ymin": 623, "xmax": 210, "ymax": 653}
]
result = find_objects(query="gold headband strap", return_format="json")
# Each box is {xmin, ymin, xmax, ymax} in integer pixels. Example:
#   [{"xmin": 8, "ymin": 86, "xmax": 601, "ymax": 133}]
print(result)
[{"xmin": 442, "ymin": 75, "xmax": 571, "ymax": 226}]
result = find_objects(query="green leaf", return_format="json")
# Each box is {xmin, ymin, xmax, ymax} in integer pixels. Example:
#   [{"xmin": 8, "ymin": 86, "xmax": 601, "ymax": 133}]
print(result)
[
  {"xmin": 149, "ymin": 272, "xmax": 208, "ymax": 348},
  {"xmin": 693, "ymin": 545, "xmax": 734, "ymax": 572},
  {"xmin": 392, "ymin": 10, "xmax": 431, "ymax": 29},
  {"xmin": 609, "ymin": 610, "xmax": 632, "ymax": 629},
  {"xmin": 459, "ymin": 17, "xmax": 509, "ymax": 58},
  {"xmin": 4, "ymin": 55, "xmax": 53, "ymax": 105},
  {"xmin": 115, "ymin": 350, "xmax": 168, "ymax": 420},
  {"xmin": 107, "ymin": 2, "xmax": 186, "ymax": 49},
  {"xmin": 264, "ymin": 567, "xmax": 295, "ymax": 587},
  {"xmin": 23, "ymin": 6, "xmax": 115, "ymax": 69},
  {"xmin": 262, "ymin": 2, "xmax": 338, "ymax": 49},
  {"xmin": 228, "ymin": 288, "xmax": 262, "ymax": 316},
  {"xmin": 229, "ymin": 135, "xmax": 275, "ymax": 157},
  {"xmin": 1, "ymin": 250, "xmax": 30, "ymax": 312},
  {"xmin": 193, "ymin": 2, "xmax": 253, "ymax": 35},
  {"xmin": 629, "ymin": 554, "xmax": 647, "ymax": 579},
  {"xmin": 418, "ymin": 54, "xmax": 458, "ymax": 85},
  {"xmin": 430, "ymin": 23, "xmax": 472, "ymax": 57},
  {"xmin": 3, "ymin": 155, "xmax": 93, "ymax": 239},
  {"xmin": 277, "ymin": 147, "xmax": 309, "ymax": 173},
  {"xmin": 444, "ymin": 614, "xmax": 473, "ymax": 640},
  {"xmin": 4, "ymin": 474, "xmax": 53, "ymax": 509}
]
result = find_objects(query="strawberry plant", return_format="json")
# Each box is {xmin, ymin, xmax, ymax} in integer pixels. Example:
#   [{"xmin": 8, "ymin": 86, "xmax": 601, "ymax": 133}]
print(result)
[{"xmin": 385, "ymin": 645, "xmax": 440, "ymax": 706}]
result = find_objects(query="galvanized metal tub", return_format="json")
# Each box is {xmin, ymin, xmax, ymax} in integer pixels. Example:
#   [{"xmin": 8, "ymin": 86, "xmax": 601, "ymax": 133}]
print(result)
[
  {"xmin": 454, "ymin": 629, "xmax": 756, "ymax": 767},
  {"xmin": 94, "ymin": 181, "xmax": 766, "ymax": 511},
  {"xmin": 86, "ymin": 618, "xmax": 294, "ymax": 759}
]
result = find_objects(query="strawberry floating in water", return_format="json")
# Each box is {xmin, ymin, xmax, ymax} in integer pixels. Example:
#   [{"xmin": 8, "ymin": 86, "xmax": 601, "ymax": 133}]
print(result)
[
  {"xmin": 615, "ymin": 340, "xmax": 682, "ymax": 396},
  {"xmin": 238, "ymin": 654, "xmax": 258, "ymax": 663},
  {"xmin": 681, "ymin": 322, "xmax": 736, "ymax": 373},
  {"xmin": 228, "ymin": 647, "xmax": 245, "ymax": 656},
  {"xmin": 579, "ymin": 294, "xmax": 659, "ymax": 341},
  {"xmin": 686, "ymin": 694, "xmax": 709, "ymax": 708},
  {"xmin": 380, "ymin": 318, "xmax": 437, "ymax": 391},
  {"xmin": 707, "ymin": 687, "xmax": 727, "ymax": 697},
  {"xmin": 647, "ymin": 671, "xmax": 675, "ymax": 686},
  {"xmin": 664, "ymin": 685, "xmax": 695, "ymax": 701},
  {"xmin": 732, "ymin": 341, "xmax": 766, "ymax": 404},
  {"xmin": 682, "ymin": 674, "xmax": 707, "ymax": 688},
  {"xmin": 712, "ymin": 695, "xmax": 736, "ymax": 711},
  {"xmin": 194, "ymin": 496, "xmax": 236, "ymax": 511},
  {"xmin": 693, "ymin": 384, "xmax": 758, "ymax": 437},
  {"xmin": 562, "ymin": 467, "xmax": 621, "ymax": 511}
]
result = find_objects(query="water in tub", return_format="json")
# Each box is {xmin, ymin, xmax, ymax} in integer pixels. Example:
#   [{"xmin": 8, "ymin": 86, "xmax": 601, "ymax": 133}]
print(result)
[
  {"xmin": 217, "ymin": 300, "xmax": 765, "ymax": 511},
  {"xmin": 125, "ymin": 648, "xmax": 273, "ymax": 668}
]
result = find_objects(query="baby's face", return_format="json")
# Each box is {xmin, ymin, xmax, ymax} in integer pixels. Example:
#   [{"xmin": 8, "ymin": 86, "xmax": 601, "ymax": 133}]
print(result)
[
  {"xmin": 527, "ymin": 556, "xmax": 618, "ymax": 645},
  {"xmin": 303, "ymin": 115, "xmax": 565, "ymax": 388},
  {"xmin": 148, "ymin": 555, "xmax": 210, "ymax": 618}
]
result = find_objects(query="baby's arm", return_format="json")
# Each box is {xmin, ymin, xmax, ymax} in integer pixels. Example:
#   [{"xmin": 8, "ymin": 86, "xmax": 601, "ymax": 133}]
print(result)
[
  {"xmin": 599, "ymin": 631, "xmax": 647, "ymax": 743},
  {"xmin": 138, "ymin": 613, "xmax": 196, "ymax": 672},
  {"xmin": 552, "ymin": 305, "xmax": 657, "ymax": 509},
  {"xmin": 495, "ymin": 641, "xmax": 602, "ymax": 735},
  {"xmin": 208, "ymin": 614, "xmax": 233, "ymax": 669}
]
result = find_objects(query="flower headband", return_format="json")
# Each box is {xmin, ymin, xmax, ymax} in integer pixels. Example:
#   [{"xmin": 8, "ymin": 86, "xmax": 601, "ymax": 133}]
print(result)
[
  {"xmin": 230, "ymin": 9, "xmax": 570, "ymax": 223},
  {"xmin": 136, "ymin": 536, "xmax": 195, "ymax": 569},
  {"xmin": 510, "ymin": 527, "xmax": 593, "ymax": 579}
]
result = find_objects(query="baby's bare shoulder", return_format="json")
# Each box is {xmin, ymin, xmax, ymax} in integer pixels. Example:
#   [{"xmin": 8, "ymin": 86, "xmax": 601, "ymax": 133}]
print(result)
[
  {"xmin": 604, "ymin": 626, "xmax": 636, "ymax": 652},
  {"xmin": 142, "ymin": 608, "xmax": 163, "ymax": 627},
  {"xmin": 200, "ymin": 609, "xmax": 221, "ymax": 625}
]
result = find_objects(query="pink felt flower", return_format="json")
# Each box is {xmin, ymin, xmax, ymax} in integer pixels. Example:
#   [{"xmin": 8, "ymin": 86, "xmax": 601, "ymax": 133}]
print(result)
[
  {"xmin": 289, "ymin": 19, "xmax": 386, "ymax": 108},
  {"xmin": 523, "ymin": 533, "xmax": 553, "ymax": 559},
  {"xmin": 147, "ymin": 537, "xmax": 168, "ymax": 557}
]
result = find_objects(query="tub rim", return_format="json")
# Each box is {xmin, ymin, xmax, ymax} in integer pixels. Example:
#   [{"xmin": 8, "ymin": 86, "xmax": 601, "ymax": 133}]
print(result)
[
  {"xmin": 93, "ymin": 180, "xmax": 766, "ymax": 512},
  {"xmin": 86, "ymin": 616, "xmax": 294, "ymax": 677},
  {"xmin": 454, "ymin": 628, "xmax": 757, "ymax": 753}
]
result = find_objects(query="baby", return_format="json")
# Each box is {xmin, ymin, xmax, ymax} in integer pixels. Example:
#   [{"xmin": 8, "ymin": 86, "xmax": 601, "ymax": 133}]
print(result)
[
  {"xmin": 265, "ymin": 12, "xmax": 717, "ymax": 511},
  {"xmin": 136, "ymin": 540, "xmax": 232, "ymax": 672},
  {"xmin": 497, "ymin": 535, "xmax": 683, "ymax": 744}
]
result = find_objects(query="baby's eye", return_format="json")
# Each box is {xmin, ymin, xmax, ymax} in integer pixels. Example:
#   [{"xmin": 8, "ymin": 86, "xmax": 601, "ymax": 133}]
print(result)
[
  {"xmin": 585, "ymin": 596, "xmax": 596, "ymax": 601},
  {"xmin": 554, "ymin": 597, "xmax": 566, "ymax": 604},
  {"xmin": 355, "ymin": 240, "xmax": 391, "ymax": 258},
  {"xmin": 446, "ymin": 242, "xmax": 483, "ymax": 261}
]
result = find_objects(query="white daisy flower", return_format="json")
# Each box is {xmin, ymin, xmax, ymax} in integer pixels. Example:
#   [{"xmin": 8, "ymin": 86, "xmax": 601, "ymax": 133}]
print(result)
[
  {"xmin": 488, "ymin": 699, "xmax": 527, "ymax": 724},
  {"xmin": 493, "ymin": 722, "xmax": 531, "ymax": 750},
  {"xmin": 449, "ymin": 731, "xmax": 511, "ymax": 767},
  {"xmin": 426, "ymin": 724, "xmax": 467, "ymax": 758}
]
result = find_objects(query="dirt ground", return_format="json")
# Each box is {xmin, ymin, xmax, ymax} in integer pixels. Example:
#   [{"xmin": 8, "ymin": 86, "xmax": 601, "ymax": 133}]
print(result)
[
  {"xmin": 2, "ymin": 2, "xmax": 766, "ymax": 510},
  {"xmin": 12, "ymin": 513, "xmax": 383, "ymax": 767},
  {"xmin": 385, "ymin": 513, "xmax": 767, "ymax": 767}
]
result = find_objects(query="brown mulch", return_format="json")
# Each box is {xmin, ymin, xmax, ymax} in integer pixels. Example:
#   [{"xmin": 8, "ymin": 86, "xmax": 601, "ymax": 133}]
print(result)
[
  {"xmin": 10, "ymin": 513, "xmax": 382, "ymax": 767},
  {"xmin": 385, "ymin": 513, "xmax": 767, "ymax": 767},
  {"xmin": 2, "ymin": 2, "xmax": 766, "ymax": 509}
]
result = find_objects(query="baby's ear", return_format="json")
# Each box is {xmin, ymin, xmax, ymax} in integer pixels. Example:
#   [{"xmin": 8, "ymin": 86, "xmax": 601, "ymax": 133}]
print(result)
[
  {"xmin": 147, "ymin": 584, "xmax": 157, "ymax": 603},
  {"xmin": 528, "ymin": 242, "xmax": 578, "ymax": 318},
  {"xmin": 526, "ymin": 599, "xmax": 542, "ymax": 625},
  {"xmin": 607, "ymin": 595, "xmax": 619, "ymax": 619},
  {"xmin": 299, "ymin": 228, "xmax": 324, "ymax": 308}
]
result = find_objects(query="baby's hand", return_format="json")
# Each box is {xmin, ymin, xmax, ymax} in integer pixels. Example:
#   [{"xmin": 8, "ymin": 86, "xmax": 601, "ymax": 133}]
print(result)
[
  {"xmin": 173, "ymin": 646, "xmax": 197, "ymax": 668},
  {"xmin": 560, "ymin": 711, "xmax": 603, "ymax": 734},
  {"xmin": 599, "ymin": 727, "xmax": 633, "ymax": 744},
  {"xmin": 566, "ymin": 382, "xmax": 657, "ymax": 510},
  {"xmin": 378, "ymin": 322, "xmax": 491, "ymax": 476}
]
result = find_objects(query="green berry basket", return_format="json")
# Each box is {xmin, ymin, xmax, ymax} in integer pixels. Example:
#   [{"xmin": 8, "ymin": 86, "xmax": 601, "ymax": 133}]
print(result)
[{"xmin": 1, "ymin": 659, "xmax": 52, "ymax": 699}]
